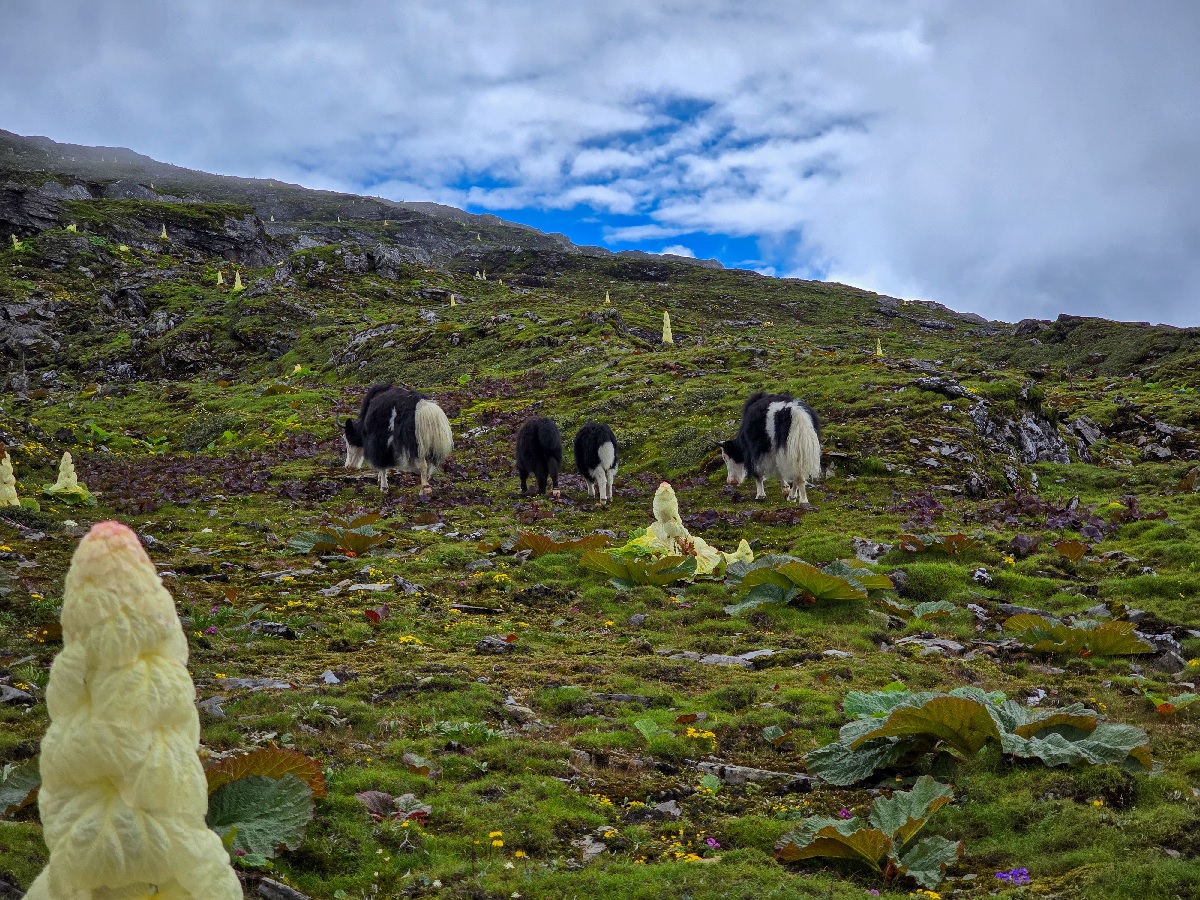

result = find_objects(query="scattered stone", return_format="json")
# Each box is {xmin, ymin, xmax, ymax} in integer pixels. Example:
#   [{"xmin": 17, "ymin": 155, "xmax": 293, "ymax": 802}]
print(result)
[
  {"xmin": 998, "ymin": 603, "xmax": 1054, "ymax": 619},
  {"xmin": 320, "ymin": 670, "xmax": 340, "ymax": 685},
  {"xmin": 895, "ymin": 636, "xmax": 966, "ymax": 655},
  {"xmin": 914, "ymin": 376, "xmax": 972, "ymax": 400},
  {"xmin": 822, "ymin": 649, "xmax": 854, "ymax": 659},
  {"xmin": 691, "ymin": 760, "xmax": 815, "ymax": 792},
  {"xmin": 217, "ymin": 677, "xmax": 293, "ymax": 690},
  {"xmin": 394, "ymin": 576, "xmax": 425, "ymax": 594},
  {"xmin": 851, "ymin": 537, "xmax": 892, "ymax": 563},
  {"xmin": 572, "ymin": 832, "xmax": 607, "ymax": 863},
  {"xmin": 465, "ymin": 558, "xmax": 494, "ymax": 573},
  {"xmin": 476, "ymin": 635, "xmax": 516, "ymax": 654},
  {"xmin": 196, "ymin": 696, "xmax": 226, "ymax": 718},
  {"xmin": 0, "ymin": 683, "xmax": 34, "ymax": 704},
  {"xmin": 569, "ymin": 749, "xmax": 592, "ymax": 769},
  {"xmin": 318, "ymin": 579, "xmax": 353, "ymax": 597},
  {"xmin": 629, "ymin": 613, "xmax": 648, "ymax": 627},
  {"xmin": 503, "ymin": 700, "xmax": 539, "ymax": 724},
  {"xmin": 242, "ymin": 620, "xmax": 298, "ymax": 639},
  {"xmin": 449, "ymin": 603, "xmax": 502, "ymax": 615},
  {"xmin": 347, "ymin": 582, "xmax": 390, "ymax": 592},
  {"xmin": 257, "ymin": 877, "xmax": 313, "ymax": 900}
]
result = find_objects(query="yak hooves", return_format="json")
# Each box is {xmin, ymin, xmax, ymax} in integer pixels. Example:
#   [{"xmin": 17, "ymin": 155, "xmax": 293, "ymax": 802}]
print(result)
[{"xmin": 551, "ymin": 489, "xmax": 561, "ymax": 500}]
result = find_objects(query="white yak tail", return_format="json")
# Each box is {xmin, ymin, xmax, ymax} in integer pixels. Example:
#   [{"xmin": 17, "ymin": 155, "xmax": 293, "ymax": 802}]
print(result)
[
  {"xmin": 784, "ymin": 403, "xmax": 822, "ymax": 486},
  {"xmin": 415, "ymin": 399, "xmax": 453, "ymax": 469}
]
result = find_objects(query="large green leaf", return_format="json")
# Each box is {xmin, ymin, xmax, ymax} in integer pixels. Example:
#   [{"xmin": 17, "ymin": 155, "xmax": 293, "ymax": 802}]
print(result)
[
  {"xmin": 988, "ymin": 701, "xmax": 1099, "ymax": 739},
  {"xmin": 739, "ymin": 566, "xmax": 800, "ymax": 592},
  {"xmin": 206, "ymin": 773, "xmax": 314, "ymax": 858},
  {"xmin": 867, "ymin": 776, "xmax": 955, "ymax": 848},
  {"xmin": 1000, "ymin": 722, "xmax": 1152, "ymax": 769},
  {"xmin": 0, "ymin": 757, "xmax": 40, "ymax": 817},
  {"xmin": 580, "ymin": 551, "xmax": 696, "ymax": 587},
  {"xmin": 852, "ymin": 697, "xmax": 1002, "ymax": 759},
  {"xmin": 842, "ymin": 683, "xmax": 912, "ymax": 719},
  {"xmin": 776, "ymin": 561, "xmax": 868, "ymax": 601},
  {"xmin": 803, "ymin": 737, "xmax": 907, "ymax": 787},
  {"xmin": 897, "ymin": 835, "xmax": 963, "ymax": 888},
  {"xmin": 774, "ymin": 817, "xmax": 892, "ymax": 870},
  {"xmin": 724, "ymin": 582, "xmax": 797, "ymax": 615},
  {"xmin": 1005, "ymin": 615, "xmax": 1153, "ymax": 656}
]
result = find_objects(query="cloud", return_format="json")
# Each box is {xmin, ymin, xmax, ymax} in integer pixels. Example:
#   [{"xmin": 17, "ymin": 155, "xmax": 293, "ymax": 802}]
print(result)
[
  {"xmin": 1, "ymin": 1, "xmax": 1198, "ymax": 324},
  {"xmin": 658, "ymin": 245, "xmax": 695, "ymax": 258}
]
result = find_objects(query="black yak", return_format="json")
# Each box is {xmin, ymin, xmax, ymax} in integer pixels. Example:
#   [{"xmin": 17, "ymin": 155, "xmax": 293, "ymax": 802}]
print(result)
[
  {"xmin": 718, "ymin": 392, "xmax": 821, "ymax": 503},
  {"xmin": 573, "ymin": 421, "xmax": 619, "ymax": 503},
  {"xmin": 515, "ymin": 416, "xmax": 563, "ymax": 497},
  {"xmin": 343, "ymin": 384, "xmax": 453, "ymax": 494}
]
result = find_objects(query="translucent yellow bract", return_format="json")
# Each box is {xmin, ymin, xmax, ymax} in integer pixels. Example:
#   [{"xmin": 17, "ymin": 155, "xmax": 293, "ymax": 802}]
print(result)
[
  {"xmin": 0, "ymin": 453, "xmax": 18, "ymax": 507},
  {"xmin": 620, "ymin": 482, "xmax": 752, "ymax": 575},
  {"xmin": 26, "ymin": 521, "xmax": 241, "ymax": 899}
]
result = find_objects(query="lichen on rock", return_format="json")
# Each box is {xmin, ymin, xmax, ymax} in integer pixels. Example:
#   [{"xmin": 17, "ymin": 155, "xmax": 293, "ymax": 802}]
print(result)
[{"xmin": 26, "ymin": 520, "xmax": 241, "ymax": 900}]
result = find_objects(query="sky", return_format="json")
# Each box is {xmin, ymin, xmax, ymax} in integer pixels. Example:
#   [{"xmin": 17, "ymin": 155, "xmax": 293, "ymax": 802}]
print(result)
[{"xmin": 2, "ymin": 1, "xmax": 1199, "ymax": 326}]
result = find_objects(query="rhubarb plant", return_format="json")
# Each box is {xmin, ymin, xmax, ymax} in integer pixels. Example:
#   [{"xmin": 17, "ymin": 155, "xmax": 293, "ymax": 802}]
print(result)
[
  {"xmin": 806, "ymin": 686, "xmax": 1153, "ymax": 786},
  {"xmin": 775, "ymin": 775, "xmax": 962, "ymax": 889},
  {"xmin": 724, "ymin": 555, "xmax": 893, "ymax": 615}
]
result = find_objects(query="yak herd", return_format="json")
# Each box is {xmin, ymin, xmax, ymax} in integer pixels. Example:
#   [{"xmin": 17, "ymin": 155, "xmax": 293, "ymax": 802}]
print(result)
[{"xmin": 342, "ymin": 383, "xmax": 822, "ymax": 504}]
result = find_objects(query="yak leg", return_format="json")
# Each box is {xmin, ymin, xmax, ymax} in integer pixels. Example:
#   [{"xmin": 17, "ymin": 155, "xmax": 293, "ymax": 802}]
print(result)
[
  {"xmin": 754, "ymin": 476, "xmax": 767, "ymax": 500},
  {"xmin": 378, "ymin": 468, "xmax": 389, "ymax": 492},
  {"xmin": 586, "ymin": 479, "xmax": 596, "ymax": 498},
  {"xmin": 519, "ymin": 470, "xmax": 530, "ymax": 495},
  {"xmin": 418, "ymin": 458, "xmax": 433, "ymax": 496}
]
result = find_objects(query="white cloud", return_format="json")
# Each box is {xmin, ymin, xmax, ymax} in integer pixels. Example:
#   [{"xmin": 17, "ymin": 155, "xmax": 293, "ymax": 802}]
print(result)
[
  {"xmin": 1, "ymin": 1, "xmax": 1198, "ymax": 323},
  {"xmin": 658, "ymin": 245, "xmax": 696, "ymax": 258}
]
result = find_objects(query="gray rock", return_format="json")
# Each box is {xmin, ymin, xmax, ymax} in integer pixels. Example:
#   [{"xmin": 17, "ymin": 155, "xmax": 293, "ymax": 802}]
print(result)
[
  {"xmin": 197, "ymin": 696, "xmax": 226, "ymax": 718},
  {"xmin": 242, "ymin": 620, "xmax": 298, "ymax": 639},
  {"xmin": 851, "ymin": 537, "xmax": 892, "ymax": 563},
  {"xmin": 257, "ymin": 877, "xmax": 313, "ymax": 900},
  {"xmin": 822, "ymin": 649, "xmax": 854, "ymax": 659},
  {"xmin": 394, "ymin": 576, "xmax": 425, "ymax": 594},
  {"xmin": 628, "ymin": 613, "xmax": 648, "ymax": 627},
  {"xmin": 320, "ymin": 670, "xmax": 341, "ymax": 685},
  {"xmin": 476, "ymin": 635, "xmax": 516, "ymax": 654},
  {"xmin": 465, "ymin": 558, "xmax": 494, "ymax": 573},
  {"xmin": 572, "ymin": 832, "xmax": 607, "ymax": 863},
  {"xmin": 347, "ymin": 582, "xmax": 391, "ymax": 592},
  {"xmin": 692, "ymin": 760, "xmax": 816, "ymax": 791},
  {"xmin": 0, "ymin": 684, "xmax": 34, "ymax": 705},
  {"xmin": 217, "ymin": 677, "xmax": 293, "ymax": 691}
]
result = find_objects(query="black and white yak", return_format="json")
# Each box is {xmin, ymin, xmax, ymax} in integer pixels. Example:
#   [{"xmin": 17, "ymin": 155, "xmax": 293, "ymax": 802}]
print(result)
[
  {"xmin": 573, "ymin": 421, "xmax": 619, "ymax": 503},
  {"xmin": 718, "ymin": 392, "xmax": 822, "ymax": 503},
  {"xmin": 342, "ymin": 384, "xmax": 454, "ymax": 494},
  {"xmin": 515, "ymin": 416, "xmax": 563, "ymax": 497}
]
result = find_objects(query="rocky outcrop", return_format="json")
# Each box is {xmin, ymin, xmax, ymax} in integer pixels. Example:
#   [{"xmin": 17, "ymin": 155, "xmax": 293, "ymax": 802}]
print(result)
[{"xmin": 970, "ymin": 402, "xmax": 1071, "ymax": 465}]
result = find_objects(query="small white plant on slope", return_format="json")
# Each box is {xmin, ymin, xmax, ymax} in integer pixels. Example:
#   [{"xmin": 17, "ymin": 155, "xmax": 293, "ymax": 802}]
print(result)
[{"xmin": 26, "ymin": 521, "xmax": 241, "ymax": 899}]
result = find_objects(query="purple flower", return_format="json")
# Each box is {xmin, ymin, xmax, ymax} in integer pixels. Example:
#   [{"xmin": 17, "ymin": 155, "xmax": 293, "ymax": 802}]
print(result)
[
  {"xmin": 867, "ymin": 891, "xmax": 880, "ymax": 897},
  {"xmin": 210, "ymin": 605, "xmax": 220, "ymax": 613},
  {"xmin": 996, "ymin": 868, "xmax": 1031, "ymax": 885},
  {"xmin": 205, "ymin": 625, "xmax": 218, "ymax": 635},
  {"xmin": 837, "ymin": 807, "xmax": 852, "ymax": 819},
  {"xmin": 705, "ymin": 837, "xmax": 720, "ymax": 848}
]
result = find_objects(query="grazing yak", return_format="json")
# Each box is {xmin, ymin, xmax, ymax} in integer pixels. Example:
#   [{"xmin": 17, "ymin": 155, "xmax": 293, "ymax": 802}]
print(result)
[
  {"xmin": 718, "ymin": 391, "xmax": 822, "ymax": 503},
  {"xmin": 515, "ymin": 416, "xmax": 563, "ymax": 497},
  {"xmin": 342, "ymin": 384, "xmax": 453, "ymax": 494},
  {"xmin": 574, "ymin": 421, "xmax": 619, "ymax": 503}
]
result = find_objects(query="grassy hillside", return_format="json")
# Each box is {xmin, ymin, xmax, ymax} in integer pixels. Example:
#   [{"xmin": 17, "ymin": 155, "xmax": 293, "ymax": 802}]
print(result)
[{"xmin": 2, "ymin": 152, "xmax": 1200, "ymax": 900}]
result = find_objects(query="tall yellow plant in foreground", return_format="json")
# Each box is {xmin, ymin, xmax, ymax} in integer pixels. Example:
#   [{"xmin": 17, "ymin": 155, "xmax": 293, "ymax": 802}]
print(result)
[{"xmin": 27, "ymin": 521, "xmax": 241, "ymax": 899}]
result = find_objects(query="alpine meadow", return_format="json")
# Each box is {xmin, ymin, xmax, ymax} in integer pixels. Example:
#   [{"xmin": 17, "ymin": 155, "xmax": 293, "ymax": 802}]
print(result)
[{"xmin": 2, "ymin": 128, "xmax": 1200, "ymax": 900}]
